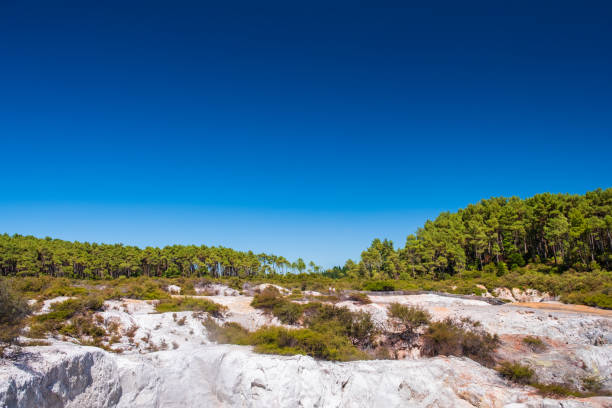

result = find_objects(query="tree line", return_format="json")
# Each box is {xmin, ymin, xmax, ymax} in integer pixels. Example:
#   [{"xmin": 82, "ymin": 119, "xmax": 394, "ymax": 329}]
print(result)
[
  {"xmin": 342, "ymin": 188, "xmax": 611, "ymax": 280},
  {"xmin": 0, "ymin": 235, "xmax": 320, "ymax": 279},
  {"xmin": 1, "ymin": 188, "xmax": 610, "ymax": 280}
]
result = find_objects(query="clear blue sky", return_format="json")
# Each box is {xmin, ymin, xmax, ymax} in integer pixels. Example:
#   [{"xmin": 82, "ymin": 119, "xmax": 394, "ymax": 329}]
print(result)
[{"xmin": 1, "ymin": 1, "xmax": 610, "ymax": 267}]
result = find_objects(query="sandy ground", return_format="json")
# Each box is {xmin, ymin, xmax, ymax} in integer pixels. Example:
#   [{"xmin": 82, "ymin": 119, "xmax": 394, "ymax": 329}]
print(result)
[{"xmin": 510, "ymin": 302, "xmax": 612, "ymax": 317}]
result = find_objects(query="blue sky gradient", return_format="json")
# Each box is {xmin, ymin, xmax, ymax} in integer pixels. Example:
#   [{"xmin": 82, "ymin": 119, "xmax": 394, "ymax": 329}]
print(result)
[{"xmin": 1, "ymin": 1, "xmax": 611, "ymax": 266}]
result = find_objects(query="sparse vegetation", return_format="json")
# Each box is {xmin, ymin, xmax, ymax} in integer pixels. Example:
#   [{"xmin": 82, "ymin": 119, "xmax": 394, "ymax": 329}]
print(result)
[
  {"xmin": 203, "ymin": 318, "xmax": 369, "ymax": 361},
  {"xmin": 387, "ymin": 303, "xmax": 431, "ymax": 329},
  {"xmin": 496, "ymin": 361, "xmax": 612, "ymax": 398},
  {"xmin": 0, "ymin": 279, "xmax": 31, "ymax": 351},
  {"xmin": 346, "ymin": 292, "xmax": 371, "ymax": 304},
  {"xmin": 496, "ymin": 361, "xmax": 534, "ymax": 384},
  {"xmin": 155, "ymin": 297, "xmax": 226, "ymax": 317},
  {"xmin": 29, "ymin": 295, "xmax": 104, "ymax": 338},
  {"xmin": 251, "ymin": 286, "xmax": 304, "ymax": 324},
  {"xmin": 522, "ymin": 336, "xmax": 546, "ymax": 352},
  {"xmin": 421, "ymin": 317, "xmax": 500, "ymax": 366}
]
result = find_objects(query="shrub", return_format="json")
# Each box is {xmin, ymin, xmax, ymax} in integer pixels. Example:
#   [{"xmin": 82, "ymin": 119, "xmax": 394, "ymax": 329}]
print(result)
[
  {"xmin": 581, "ymin": 375, "xmax": 604, "ymax": 393},
  {"xmin": 561, "ymin": 292, "xmax": 612, "ymax": 309},
  {"xmin": 530, "ymin": 383, "xmax": 582, "ymax": 397},
  {"xmin": 36, "ymin": 295, "xmax": 104, "ymax": 323},
  {"xmin": 421, "ymin": 318, "xmax": 500, "ymax": 366},
  {"xmin": 0, "ymin": 280, "xmax": 31, "ymax": 347},
  {"xmin": 42, "ymin": 279, "xmax": 88, "ymax": 298},
  {"xmin": 387, "ymin": 303, "xmax": 431, "ymax": 329},
  {"xmin": 305, "ymin": 303, "xmax": 377, "ymax": 347},
  {"xmin": 111, "ymin": 279, "xmax": 170, "ymax": 300},
  {"xmin": 347, "ymin": 292, "xmax": 371, "ymax": 304},
  {"xmin": 203, "ymin": 318, "xmax": 250, "ymax": 344},
  {"xmin": 30, "ymin": 295, "xmax": 105, "ymax": 337},
  {"xmin": 155, "ymin": 297, "xmax": 226, "ymax": 317},
  {"xmin": 522, "ymin": 336, "xmax": 546, "ymax": 352},
  {"xmin": 497, "ymin": 361, "xmax": 534, "ymax": 384},
  {"xmin": 251, "ymin": 286, "xmax": 304, "ymax": 324},
  {"xmin": 362, "ymin": 281, "xmax": 395, "ymax": 291},
  {"xmin": 248, "ymin": 326, "xmax": 369, "ymax": 361},
  {"xmin": 125, "ymin": 324, "xmax": 139, "ymax": 340},
  {"xmin": 271, "ymin": 301, "xmax": 304, "ymax": 325},
  {"xmin": 251, "ymin": 286, "xmax": 283, "ymax": 309}
]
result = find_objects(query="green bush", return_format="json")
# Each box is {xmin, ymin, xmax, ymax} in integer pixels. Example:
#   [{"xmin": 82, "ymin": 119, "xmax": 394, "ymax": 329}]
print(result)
[
  {"xmin": 29, "ymin": 295, "xmax": 105, "ymax": 338},
  {"xmin": 155, "ymin": 297, "xmax": 226, "ymax": 317},
  {"xmin": 251, "ymin": 286, "xmax": 283, "ymax": 308},
  {"xmin": 497, "ymin": 361, "xmax": 534, "ymax": 384},
  {"xmin": 421, "ymin": 318, "xmax": 500, "ymax": 366},
  {"xmin": 530, "ymin": 383, "xmax": 582, "ymax": 397},
  {"xmin": 387, "ymin": 303, "xmax": 431, "ymax": 329},
  {"xmin": 305, "ymin": 303, "xmax": 377, "ymax": 347},
  {"xmin": 561, "ymin": 291, "xmax": 612, "ymax": 309},
  {"xmin": 110, "ymin": 279, "xmax": 170, "ymax": 300},
  {"xmin": 251, "ymin": 286, "xmax": 305, "ymax": 324},
  {"xmin": 346, "ymin": 292, "xmax": 371, "ymax": 304},
  {"xmin": 522, "ymin": 336, "xmax": 546, "ymax": 352},
  {"xmin": 203, "ymin": 318, "xmax": 368, "ymax": 361},
  {"xmin": 203, "ymin": 317, "xmax": 250, "ymax": 344},
  {"xmin": 0, "ymin": 280, "xmax": 31, "ymax": 346},
  {"xmin": 362, "ymin": 281, "xmax": 395, "ymax": 291},
  {"xmin": 250, "ymin": 326, "xmax": 369, "ymax": 361},
  {"xmin": 35, "ymin": 296, "xmax": 104, "ymax": 323}
]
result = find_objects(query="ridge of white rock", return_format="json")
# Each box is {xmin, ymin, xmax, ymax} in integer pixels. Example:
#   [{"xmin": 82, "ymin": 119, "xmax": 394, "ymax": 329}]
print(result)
[
  {"xmin": 0, "ymin": 343, "xmax": 121, "ymax": 408},
  {"xmin": 2, "ymin": 289, "xmax": 611, "ymax": 408}
]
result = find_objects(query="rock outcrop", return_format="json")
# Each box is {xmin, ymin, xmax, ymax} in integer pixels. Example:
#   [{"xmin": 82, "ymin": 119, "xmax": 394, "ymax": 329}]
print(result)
[
  {"xmin": 2, "ymin": 291, "xmax": 611, "ymax": 408},
  {"xmin": 0, "ymin": 344, "xmax": 121, "ymax": 408}
]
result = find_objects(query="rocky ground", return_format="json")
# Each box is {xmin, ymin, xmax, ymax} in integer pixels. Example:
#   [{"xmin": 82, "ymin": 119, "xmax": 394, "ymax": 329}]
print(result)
[{"xmin": 1, "ymin": 285, "xmax": 611, "ymax": 408}]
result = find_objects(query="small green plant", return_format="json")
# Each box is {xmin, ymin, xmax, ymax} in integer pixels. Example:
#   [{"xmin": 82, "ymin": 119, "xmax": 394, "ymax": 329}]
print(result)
[
  {"xmin": 346, "ymin": 292, "xmax": 371, "ymax": 304},
  {"xmin": 530, "ymin": 382, "xmax": 583, "ymax": 397},
  {"xmin": 421, "ymin": 317, "xmax": 500, "ymax": 366},
  {"xmin": 362, "ymin": 281, "xmax": 395, "ymax": 292},
  {"xmin": 249, "ymin": 326, "xmax": 369, "ymax": 361},
  {"xmin": 522, "ymin": 336, "xmax": 546, "ymax": 352},
  {"xmin": 155, "ymin": 297, "xmax": 226, "ymax": 317},
  {"xmin": 581, "ymin": 375, "xmax": 604, "ymax": 393},
  {"xmin": 251, "ymin": 286, "xmax": 304, "ymax": 324},
  {"xmin": 203, "ymin": 318, "xmax": 250, "ymax": 344},
  {"xmin": 496, "ymin": 361, "xmax": 534, "ymax": 384},
  {"xmin": 0, "ymin": 279, "xmax": 31, "ymax": 349},
  {"xmin": 387, "ymin": 303, "xmax": 431, "ymax": 329}
]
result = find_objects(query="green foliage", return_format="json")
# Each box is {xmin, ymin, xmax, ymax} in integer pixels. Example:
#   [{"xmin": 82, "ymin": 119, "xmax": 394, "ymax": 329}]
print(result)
[
  {"xmin": 0, "ymin": 279, "xmax": 31, "ymax": 346},
  {"xmin": 496, "ymin": 361, "xmax": 535, "ymax": 384},
  {"xmin": 251, "ymin": 286, "xmax": 304, "ymax": 324},
  {"xmin": 581, "ymin": 375, "xmax": 604, "ymax": 393},
  {"xmin": 1, "ymin": 188, "xmax": 611, "ymax": 309},
  {"xmin": 346, "ymin": 292, "xmax": 371, "ymax": 304},
  {"xmin": 522, "ymin": 336, "xmax": 546, "ymax": 352},
  {"xmin": 530, "ymin": 383, "xmax": 583, "ymax": 397},
  {"xmin": 29, "ymin": 295, "xmax": 104, "ymax": 338},
  {"xmin": 561, "ymin": 291, "xmax": 612, "ymax": 309},
  {"xmin": 251, "ymin": 286, "xmax": 284, "ymax": 309},
  {"xmin": 155, "ymin": 297, "xmax": 226, "ymax": 317},
  {"xmin": 250, "ymin": 326, "xmax": 369, "ymax": 361},
  {"xmin": 203, "ymin": 317, "xmax": 250, "ymax": 344},
  {"xmin": 36, "ymin": 296, "xmax": 104, "ymax": 323},
  {"xmin": 304, "ymin": 303, "xmax": 378, "ymax": 347},
  {"xmin": 421, "ymin": 317, "xmax": 500, "ymax": 366},
  {"xmin": 0, "ymin": 233, "xmax": 321, "ymax": 279},
  {"xmin": 350, "ymin": 188, "xmax": 612, "ymax": 278},
  {"xmin": 362, "ymin": 281, "xmax": 395, "ymax": 291},
  {"xmin": 110, "ymin": 279, "xmax": 170, "ymax": 300},
  {"xmin": 387, "ymin": 303, "xmax": 431, "ymax": 329},
  {"xmin": 203, "ymin": 318, "xmax": 369, "ymax": 361}
]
